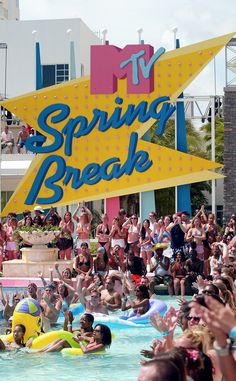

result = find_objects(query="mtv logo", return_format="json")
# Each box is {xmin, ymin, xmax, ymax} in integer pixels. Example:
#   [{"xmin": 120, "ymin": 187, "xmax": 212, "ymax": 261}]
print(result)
[{"xmin": 91, "ymin": 44, "xmax": 165, "ymax": 94}]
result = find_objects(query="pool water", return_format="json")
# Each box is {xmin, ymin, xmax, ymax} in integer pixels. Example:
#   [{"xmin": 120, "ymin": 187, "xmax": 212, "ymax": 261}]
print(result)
[{"xmin": 0, "ymin": 296, "xmax": 180, "ymax": 381}]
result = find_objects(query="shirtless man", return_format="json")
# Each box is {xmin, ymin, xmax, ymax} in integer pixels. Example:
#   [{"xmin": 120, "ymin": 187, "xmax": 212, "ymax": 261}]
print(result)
[
  {"xmin": 101, "ymin": 277, "xmax": 122, "ymax": 310},
  {"xmin": 77, "ymin": 275, "xmax": 108, "ymax": 314},
  {"xmin": 16, "ymin": 125, "xmax": 29, "ymax": 153},
  {"xmin": 40, "ymin": 284, "xmax": 62, "ymax": 324},
  {"xmin": 64, "ymin": 311, "xmax": 94, "ymax": 342}
]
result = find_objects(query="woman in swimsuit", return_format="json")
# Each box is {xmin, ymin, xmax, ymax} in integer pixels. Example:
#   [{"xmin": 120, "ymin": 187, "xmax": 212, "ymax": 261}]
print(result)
[
  {"xmin": 158, "ymin": 216, "xmax": 171, "ymax": 244},
  {"xmin": 204, "ymin": 213, "xmax": 219, "ymax": 245},
  {"xmin": 139, "ymin": 219, "xmax": 153, "ymax": 270},
  {"xmin": 96, "ymin": 213, "xmax": 110, "ymax": 253},
  {"xmin": 110, "ymin": 216, "xmax": 126, "ymax": 262},
  {"xmin": 0, "ymin": 223, "xmax": 6, "ymax": 271},
  {"xmin": 35, "ymin": 323, "xmax": 112, "ymax": 354},
  {"xmin": 0, "ymin": 324, "xmax": 26, "ymax": 350},
  {"xmin": 58, "ymin": 211, "xmax": 74, "ymax": 260},
  {"xmin": 73, "ymin": 203, "xmax": 92, "ymax": 254},
  {"xmin": 74, "ymin": 242, "xmax": 93, "ymax": 287},
  {"xmin": 187, "ymin": 217, "xmax": 206, "ymax": 260},
  {"xmin": 5, "ymin": 217, "xmax": 18, "ymax": 260},
  {"xmin": 93, "ymin": 247, "xmax": 109, "ymax": 277},
  {"xmin": 122, "ymin": 214, "xmax": 141, "ymax": 256}
]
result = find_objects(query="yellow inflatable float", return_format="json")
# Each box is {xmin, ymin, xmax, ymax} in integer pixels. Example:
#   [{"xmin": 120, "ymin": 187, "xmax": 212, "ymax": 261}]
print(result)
[
  {"xmin": 0, "ymin": 298, "xmax": 110, "ymax": 355},
  {"xmin": 0, "ymin": 298, "xmax": 42, "ymax": 344}
]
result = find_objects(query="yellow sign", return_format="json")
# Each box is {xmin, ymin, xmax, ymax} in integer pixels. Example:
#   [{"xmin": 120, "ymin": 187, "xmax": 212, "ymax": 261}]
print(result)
[{"xmin": 1, "ymin": 33, "xmax": 233, "ymax": 216}]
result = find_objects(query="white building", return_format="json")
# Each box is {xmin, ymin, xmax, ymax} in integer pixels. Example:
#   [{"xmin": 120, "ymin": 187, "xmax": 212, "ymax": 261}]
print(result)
[
  {"xmin": 0, "ymin": 0, "xmax": 19, "ymax": 21},
  {"xmin": 0, "ymin": 17, "xmax": 102, "ymax": 216}
]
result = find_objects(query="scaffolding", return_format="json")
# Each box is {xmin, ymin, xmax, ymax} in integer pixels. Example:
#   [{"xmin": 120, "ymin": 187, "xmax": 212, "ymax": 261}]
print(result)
[{"xmin": 225, "ymin": 37, "xmax": 236, "ymax": 86}]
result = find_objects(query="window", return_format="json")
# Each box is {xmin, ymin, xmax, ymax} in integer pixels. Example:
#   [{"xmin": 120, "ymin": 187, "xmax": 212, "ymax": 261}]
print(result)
[
  {"xmin": 42, "ymin": 64, "xmax": 69, "ymax": 87},
  {"xmin": 1, "ymin": 191, "xmax": 13, "ymax": 212},
  {"xmin": 80, "ymin": 64, "xmax": 84, "ymax": 77}
]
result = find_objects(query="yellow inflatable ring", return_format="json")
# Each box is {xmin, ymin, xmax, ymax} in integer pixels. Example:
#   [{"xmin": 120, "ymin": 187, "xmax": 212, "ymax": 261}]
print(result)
[
  {"xmin": 61, "ymin": 347, "xmax": 106, "ymax": 355},
  {"xmin": 31, "ymin": 330, "xmax": 80, "ymax": 350}
]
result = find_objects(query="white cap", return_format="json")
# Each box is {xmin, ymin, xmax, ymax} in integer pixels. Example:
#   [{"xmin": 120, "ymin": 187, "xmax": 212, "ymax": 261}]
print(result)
[{"xmin": 34, "ymin": 205, "xmax": 44, "ymax": 213}]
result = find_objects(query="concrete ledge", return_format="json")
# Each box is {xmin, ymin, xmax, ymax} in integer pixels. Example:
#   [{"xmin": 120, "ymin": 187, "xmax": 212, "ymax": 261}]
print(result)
[{"xmin": 2, "ymin": 259, "xmax": 73, "ymax": 278}]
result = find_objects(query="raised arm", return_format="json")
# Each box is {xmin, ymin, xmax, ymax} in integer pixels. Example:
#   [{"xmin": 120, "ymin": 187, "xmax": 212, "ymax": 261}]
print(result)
[
  {"xmin": 38, "ymin": 271, "xmax": 47, "ymax": 287},
  {"xmin": 54, "ymin": 263, "xmax": 64, "ymax": 281},
  {"xmin": 72, "ymin": 203, "xmax": 82, "ymax": 223},
  {"xmin": 83, "ymin": 206, "xmax": 93, "ymax": 223}
]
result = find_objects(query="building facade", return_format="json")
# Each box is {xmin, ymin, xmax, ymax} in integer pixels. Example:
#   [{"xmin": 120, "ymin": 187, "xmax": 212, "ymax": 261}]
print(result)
[{"xmin": 0, "ymin": 17, "xmax": 102, "ymax": 217}]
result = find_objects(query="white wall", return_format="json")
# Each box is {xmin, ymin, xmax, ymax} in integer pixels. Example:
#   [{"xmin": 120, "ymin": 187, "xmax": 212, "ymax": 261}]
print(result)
[{"xmin": 0, "ymin": 18, "xmax": 101, "ymax": 98}]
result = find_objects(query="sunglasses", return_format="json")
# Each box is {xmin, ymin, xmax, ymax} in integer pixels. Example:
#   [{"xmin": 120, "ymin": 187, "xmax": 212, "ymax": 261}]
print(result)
[
  {"xmin": 93, "ymin": 329, "xmax": 101, "ymax": 332},
  {"xmin": 187, "ymin": 316, "xmax": 200, "ymax": 322}
]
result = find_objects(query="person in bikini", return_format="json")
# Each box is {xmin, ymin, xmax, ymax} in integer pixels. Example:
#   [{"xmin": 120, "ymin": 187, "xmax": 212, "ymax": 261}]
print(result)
[
  {"xmin": 122, "ymin": 214, "xmax": 141, "ymax": 256},
  {"xmin": 96, "ymin": 213, "xmax": 110, "ymax": 253},
  {"xmin": 73, "ymin": 203, "xmax": 92, "ymax": 254}
]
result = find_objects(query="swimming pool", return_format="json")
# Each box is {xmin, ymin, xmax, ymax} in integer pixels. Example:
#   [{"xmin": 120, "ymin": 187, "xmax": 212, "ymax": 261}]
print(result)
[{"xmin": 0, "ymin": 296, "xmax": 180, "ymax": 381}]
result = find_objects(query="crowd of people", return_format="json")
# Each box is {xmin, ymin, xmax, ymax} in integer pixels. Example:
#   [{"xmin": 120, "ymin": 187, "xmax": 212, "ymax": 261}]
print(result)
[
  {"xmin": 1, "ymin": 203, "xmax": 235, "ymax": 298},
  {"xmin": 0, "ymin": 202, "xmax": 236, "ymax": 380}
]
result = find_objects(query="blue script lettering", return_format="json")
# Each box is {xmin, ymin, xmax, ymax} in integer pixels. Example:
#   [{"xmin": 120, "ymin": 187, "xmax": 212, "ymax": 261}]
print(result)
[
  {"xmin": 25, "ymin": 132, "xmax": 152, "ymax": 204},
  {"xmin": 35, "ymin": 96, "xmax": 175, "ymax": 156},
  {"xmin": 25, "ymin": 104, "xmax": 69, "ymax": 153}
]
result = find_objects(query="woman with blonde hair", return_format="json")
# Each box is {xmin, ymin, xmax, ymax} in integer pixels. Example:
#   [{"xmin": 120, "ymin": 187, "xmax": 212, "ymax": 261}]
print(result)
[
  {"xmin": 73, "ymin": 203, "xmax": 92, "ymax": 254},
  {"xmin": 176, "ymin": 326, "xmax": 217, "ymax": 381}
]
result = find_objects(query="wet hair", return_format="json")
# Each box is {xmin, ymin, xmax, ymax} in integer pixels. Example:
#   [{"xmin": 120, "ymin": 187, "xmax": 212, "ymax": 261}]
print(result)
[
  {"xmin": 14, "ymin": 324, "xmax": 26, "ymax": 346},
  {"xmin": 15, "ymin": 324, "xmax": 26, "ymax": 335},
  {"xmin": 136, "ymin": 284, "xmax": 150, "ymax": 299},
  {"xmin": 83, "ymin": 313, "xmax": 94, "ymax": 325},
  {"xmin": 140, "ymin": 358, "xmax": 183, "ymax": 381},
  {"xmin": 58, "ymin": 283, "xmax": 68, "ymax": 298},
  {"xmin": 94, "ymin": 324, "xmax": 112, "ymax": 347}
]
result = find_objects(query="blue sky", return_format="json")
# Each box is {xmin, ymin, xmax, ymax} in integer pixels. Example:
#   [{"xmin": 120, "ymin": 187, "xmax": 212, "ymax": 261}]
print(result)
[{"xmin": 20, "ymin": 0, "xmax": 236, "ymax": 95}]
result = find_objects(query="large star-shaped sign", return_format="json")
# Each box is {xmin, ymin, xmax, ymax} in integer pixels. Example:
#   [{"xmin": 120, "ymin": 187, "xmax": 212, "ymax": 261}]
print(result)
[{"xmin": 1, "ymin": 33, "xmax": 233, "ymax": 216}]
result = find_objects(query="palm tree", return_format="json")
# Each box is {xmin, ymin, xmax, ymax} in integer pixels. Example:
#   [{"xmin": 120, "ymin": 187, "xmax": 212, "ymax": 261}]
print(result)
[
  {"xmin": 200, "ymin": 117, "xmax": 224, "ymax": 164},
  {"xmin": 149, "ymin": 119, "xmax": 210, "ymax": 216}
]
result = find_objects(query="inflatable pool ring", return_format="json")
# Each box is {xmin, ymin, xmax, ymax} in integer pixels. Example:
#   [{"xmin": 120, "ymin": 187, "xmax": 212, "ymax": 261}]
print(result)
[
  {"xmin": 31, "ymin": 329, "xmax": 112, "ymax": 354},
  {"xmin": 61, "ymin": 347, "xmax": 106, "ymax": 355},
  {"xmin": 0, "ymin": 298, "xmax": 42, "ymax": 344},
  {"xmin": 120, "ymin": 299, "xmax": 167, "ymax": 324},
  {"xmin": 31, "ymin": 330, "xmax": 81, "ymax": 350},
  {"xmin": 58, "ymin": 303, "xmax": 85, "ymax": 319}
]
